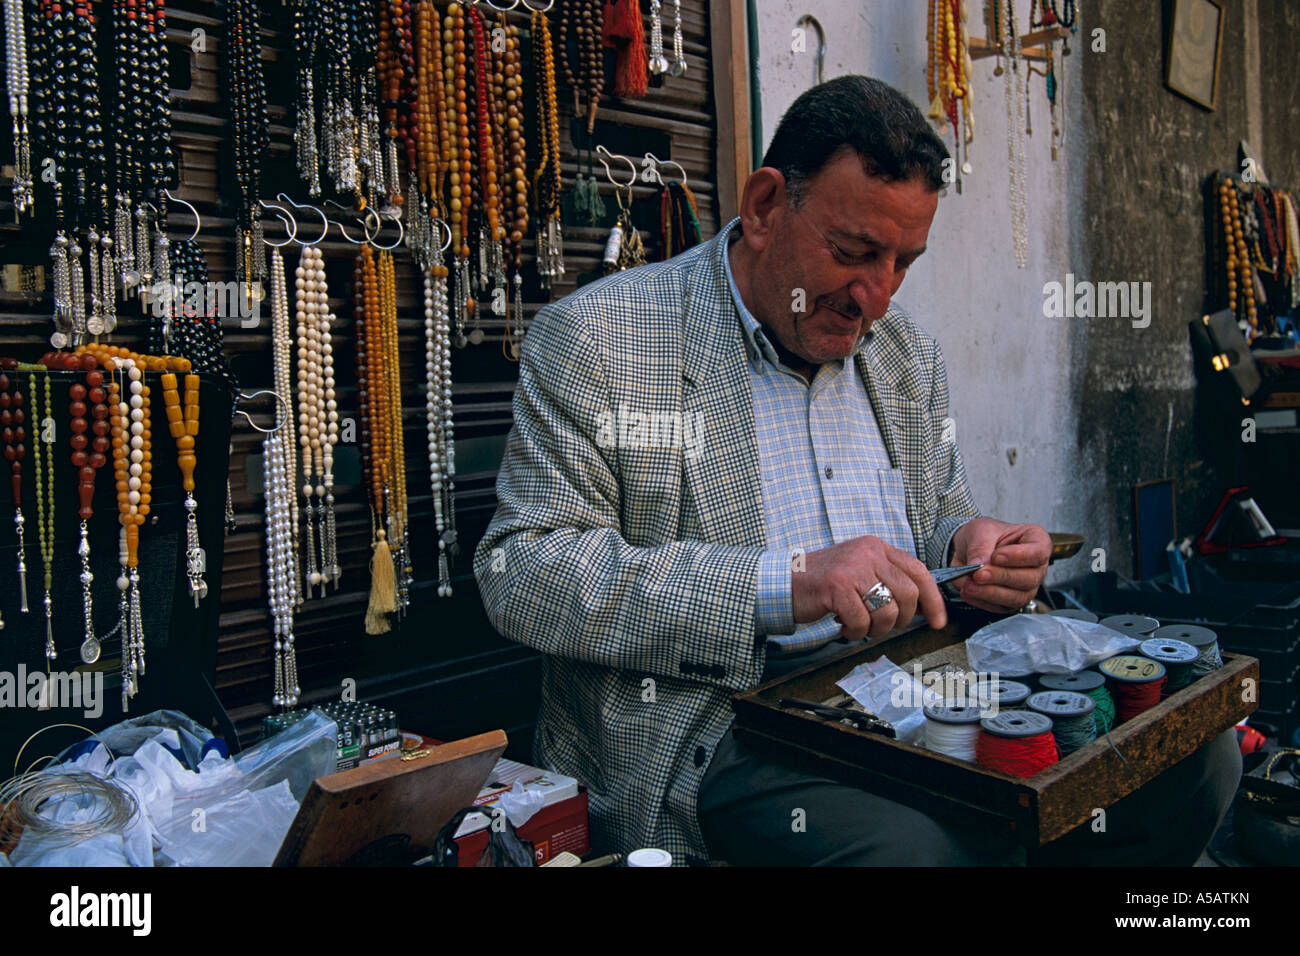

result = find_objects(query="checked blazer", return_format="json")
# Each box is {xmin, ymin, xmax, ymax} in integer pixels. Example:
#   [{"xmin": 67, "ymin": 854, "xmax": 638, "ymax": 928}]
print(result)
[{"xmin": 473, "ymin": 217, "xmax": 981, "ymax": 862}]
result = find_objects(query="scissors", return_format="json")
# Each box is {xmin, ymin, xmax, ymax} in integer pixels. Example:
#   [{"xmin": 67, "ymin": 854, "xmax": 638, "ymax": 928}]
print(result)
[{"xmin": 932, "ymin": 563, "xmax": 983, "ymax": 585}]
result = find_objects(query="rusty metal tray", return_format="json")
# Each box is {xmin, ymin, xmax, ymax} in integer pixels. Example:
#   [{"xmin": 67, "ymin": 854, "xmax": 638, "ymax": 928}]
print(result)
[{"xmin": 731, "ymin": 622, "xmax": 1259, "ymax": 846}]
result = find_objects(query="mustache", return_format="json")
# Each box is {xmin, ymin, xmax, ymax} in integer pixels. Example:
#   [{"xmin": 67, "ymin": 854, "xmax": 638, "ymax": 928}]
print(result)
[{"xmin": 816, "ymin": 297, "xmax": 861, "ymax": 319}]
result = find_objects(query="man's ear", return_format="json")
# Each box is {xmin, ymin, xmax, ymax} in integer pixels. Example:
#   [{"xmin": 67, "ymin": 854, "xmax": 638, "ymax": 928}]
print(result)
[{"xmin": 738, "ymin": 167, "xmax": 788, "ymax": 253}]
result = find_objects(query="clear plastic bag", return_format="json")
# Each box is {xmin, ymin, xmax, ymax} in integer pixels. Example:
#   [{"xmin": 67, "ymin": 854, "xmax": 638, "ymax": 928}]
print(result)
[
  {"xmin": 965, "ymin": 615, "xmax": 1141, "ymax": 675},
  {"xmin": 835, "ymin": 656, "xmax": 940, "ymax": 744}
]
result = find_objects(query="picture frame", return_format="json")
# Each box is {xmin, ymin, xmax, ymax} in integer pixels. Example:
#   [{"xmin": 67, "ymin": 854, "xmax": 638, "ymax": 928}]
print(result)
[{"xmin": 1165, "ymin": 0, "xmax": 1224, "ymax": 110}]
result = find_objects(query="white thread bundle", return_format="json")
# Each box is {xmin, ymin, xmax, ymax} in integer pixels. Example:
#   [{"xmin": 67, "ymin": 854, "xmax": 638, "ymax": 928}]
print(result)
[{"xmin": 924, "ymin": 718, "xmax": 981, "ymax": 762}]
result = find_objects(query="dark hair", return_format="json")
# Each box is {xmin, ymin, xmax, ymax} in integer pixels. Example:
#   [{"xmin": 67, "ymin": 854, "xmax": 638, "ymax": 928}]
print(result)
[{"xmin": 761, "ymin": 75, "xmax": 950, "ymax": 203}]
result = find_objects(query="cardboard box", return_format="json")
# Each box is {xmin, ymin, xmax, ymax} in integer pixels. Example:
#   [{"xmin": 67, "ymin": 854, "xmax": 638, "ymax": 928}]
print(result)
[{"xmin": 450, "ymin": 755, "xmax": 590, "ymax": 866}]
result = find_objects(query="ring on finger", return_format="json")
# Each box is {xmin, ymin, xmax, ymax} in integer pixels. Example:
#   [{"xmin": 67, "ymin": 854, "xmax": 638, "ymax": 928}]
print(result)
[{"xmin": 862, "ymin": 581, "xmax": 894, "ymax": 611}]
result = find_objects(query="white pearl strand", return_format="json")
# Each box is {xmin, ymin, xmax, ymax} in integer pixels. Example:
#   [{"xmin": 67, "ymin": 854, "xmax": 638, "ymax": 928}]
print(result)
[
  {"xmin": 424, "ymin": 249, "xmax": 455, "ymax": 597},
  {"xmin": 4, "ymin": 0, "xmax": 32, "ymax": 214},
  {"xmin": 1002, "ymin": 1, "xmax": 1028, "ymax": 269},
  {"xmin": 295, "ymin": 246, "xmax": 324, "ymax": 595},
  {"xmin": 270, "ymin": 246, "xmax": 301, "ymax": 610},
  {"xmin": 318, "ymin": 251, "xmax": 340, "ymax": 589},
  {"xmin": 109, "ymin": 357, "xmax": 146, "ymax": 708},
  {"xmin": 265, "ymin": 417, "xmax": 299, "ymax": 707}
]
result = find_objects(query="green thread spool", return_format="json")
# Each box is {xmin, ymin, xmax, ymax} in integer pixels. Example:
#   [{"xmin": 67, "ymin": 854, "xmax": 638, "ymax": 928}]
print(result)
[
  {"xmin": 1028, "ymin": 690, "xmax": 1097, "ymax": 756},
  {"xmin": 1038, "ymin": 670, "xmax": 1114, "ymax": 735}
]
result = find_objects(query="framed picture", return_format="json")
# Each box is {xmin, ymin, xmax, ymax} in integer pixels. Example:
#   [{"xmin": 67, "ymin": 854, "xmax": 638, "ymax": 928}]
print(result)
[{"xmin": 1165, "ymin": 0, "xmax": 1224, "ymax": 110}]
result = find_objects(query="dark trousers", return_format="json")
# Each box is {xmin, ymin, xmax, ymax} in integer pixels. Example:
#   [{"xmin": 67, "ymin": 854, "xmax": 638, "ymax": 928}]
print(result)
[{"xmin": 697, "ymin": 724, "xmax": 1242, "ymax": 866}]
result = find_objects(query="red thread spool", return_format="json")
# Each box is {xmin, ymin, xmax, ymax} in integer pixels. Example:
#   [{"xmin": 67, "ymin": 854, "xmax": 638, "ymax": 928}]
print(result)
[
  {"xmin": 975, "ymin": 711, "xmax": 1059, "ymax": 778},
  {"xmin": 1100, "ymin": 655, "xmax": 1166, "ymax": 724}
]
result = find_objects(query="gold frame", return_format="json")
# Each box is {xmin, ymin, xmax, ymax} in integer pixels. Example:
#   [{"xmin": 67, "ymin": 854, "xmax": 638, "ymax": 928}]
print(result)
[{"xmin": 1165, "ymin": 0, "xmax": 1224, "ymax": 111}]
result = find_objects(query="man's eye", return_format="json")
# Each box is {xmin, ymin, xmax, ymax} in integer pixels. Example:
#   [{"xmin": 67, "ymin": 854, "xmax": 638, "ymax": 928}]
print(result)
[{"xmin": 831, "ymin": 243, "xmax": 870, "ymax": 263}]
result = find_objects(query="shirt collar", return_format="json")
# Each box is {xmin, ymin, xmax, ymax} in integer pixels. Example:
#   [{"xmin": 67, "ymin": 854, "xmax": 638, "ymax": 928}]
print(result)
[{"xmin": 721, "ymin": 218, "xmax": 872, "ymax": 373}]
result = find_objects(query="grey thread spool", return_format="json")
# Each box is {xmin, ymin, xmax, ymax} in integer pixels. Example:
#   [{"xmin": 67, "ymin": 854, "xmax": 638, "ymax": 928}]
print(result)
[
  {"xmin": 923, "ymin": 703, "xmax": 983, "ymax": 762},
  {"xmin": 1048, "ymin": 608, "xmax": 1099, "ymax": 623},
  {"xmin": 985, "ymin": 679, "xmax": 1032, "ymax": 711},
  {"xmin": 1028, "ymin": 690, "xmax": 1097, "ymax": 755},
  {"xmin": 1038, "ymin": 670, "xmax": 1113, "ymax": 735},
  {"xmin": 1139, "ymin": 637, "xmax": 1200, "ymax": 693},
  {"xmin": 1152, "ymin": 623, "xmax": 1222, "ymax": 676},
  {"xmin": 1100, "ymin": 614, "xmax": 1161, "ymax": 638}
]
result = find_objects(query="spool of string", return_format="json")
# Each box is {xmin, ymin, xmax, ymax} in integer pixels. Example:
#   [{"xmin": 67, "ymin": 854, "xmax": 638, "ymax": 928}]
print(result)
[
  {"xmin": 1039, "ymin": 671, "xmax": 1114, "ymax": 735},
  {"xmin": 923, "ymin": 704, "xmax": 982, "ymax": 762},
  {"xmin": 1140, "ymin": 637, "xmax": 1199, "ymax": 695},
  {"xmin": 1153, "ymin": 624, "xmax": 1222, "ymax": 677},
  {"xmin": 1028, "ymin": 691, "xmax": 1097, "ymax": 756},
  {"xmin": 975, "ymin": 712, "xmax": 1059, "ymax": 777},
  {"xmin": 1099, "ymin": 614, "xmax": 1160, "ymax": 639},
  {"xmin": 1101, "ymin": 655, "xmax": 1167, "ymax": 724},
  {"xmin": 986, "ymin": 679, "xmax": 1031, "ymax": 711}
]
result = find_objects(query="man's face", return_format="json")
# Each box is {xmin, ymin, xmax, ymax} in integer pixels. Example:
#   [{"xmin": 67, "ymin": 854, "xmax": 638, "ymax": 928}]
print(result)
[{"xmin": 745, "ymin": 150, "xmax": 939, "ymax": 364}]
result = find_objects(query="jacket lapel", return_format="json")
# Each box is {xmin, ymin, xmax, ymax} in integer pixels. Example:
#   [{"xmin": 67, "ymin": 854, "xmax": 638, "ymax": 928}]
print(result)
[{"xmin": 679, "ymin": 226, "xmax": 765, "ymax": 549}]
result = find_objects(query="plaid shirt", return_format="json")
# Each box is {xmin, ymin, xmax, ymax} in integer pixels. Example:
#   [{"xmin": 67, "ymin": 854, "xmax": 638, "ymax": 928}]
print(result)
[
  {"xmin": 474, "ymin": 218, "xmax": 981, "ymax": 862},
  {"xmin": 718, "ymin": 231, "xmax": 918, "ymax": 654}
]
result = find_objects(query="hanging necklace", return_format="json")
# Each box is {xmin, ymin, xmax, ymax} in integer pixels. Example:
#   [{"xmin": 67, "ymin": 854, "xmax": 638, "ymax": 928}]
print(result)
[
  {"xmin": 32, "ymin": 367, "xmax": 55, "ymax": 667},
  {"xmin": 469, "ymin": 6, "xmax": 504, "ymax": 317},
  {"xmin": 159, "ymin": 363, "xmax": 207, "ymax": 607},
  {"xmin": 1000, "ymin": 0, "xmax": 1028, "ymax": 268},
  {"xmin": 379, "ymin": 248, "xmax": 412, "ymax": 614},
  {"xmin": 503, "ymin": 16, "xmax": 528, "ymax": 360},
  {"xmin": 669, "ymin": 0, "xmax": 686, "ymax": 77},
  {"xmin": 227, "ymin": 0, "xmax": 269, "ymax": 294},
  {"xmin": 357, "ymin": 244, "xmax": 397, "ymax": 633},
  {"xmin": 267, "ymin": 242, "xmax": 301, "ymax": 608},
  {"xmin": 1220, "ymin": 175, "xmax": 1257, "ymax": 339},
  {"xmin": 265, "ymin": 385, "xmax": 299, "ymax": 709},
  {"xmin": 648, "ymin": 0, "xmax": 668, "ymax": 75},
  {"xmin": 448, "ymin": 1, "xmax": 475, "ymax": 347},
  {"xmin": 4, "ymin": 0, "xmax": 33, "ymax": 215},
  {"xmin": 534, "ymin": 7, "xmax": 565, "ymax": 290},
  {"xmin": 0, "ymin": 359, "xmax": 28, "ymax": 619},
  {"xmin": 425, "ymin": 228, "xmax": 456, "ymax": 597}
]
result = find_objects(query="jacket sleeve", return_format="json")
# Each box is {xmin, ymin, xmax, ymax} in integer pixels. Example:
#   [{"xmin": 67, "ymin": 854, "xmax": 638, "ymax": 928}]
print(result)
[
  {"xmin": 922, "ymin": 337, "xmax": 981, "ymax": 567},
  {"xmin": 473, "ymin": 298, "xmax": 764, "ymax": 692}
]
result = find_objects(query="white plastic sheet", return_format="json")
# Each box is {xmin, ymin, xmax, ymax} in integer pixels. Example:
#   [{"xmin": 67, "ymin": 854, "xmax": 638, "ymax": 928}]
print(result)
[{"xmin": 965, "ymin": 615, "xmax": 1141, "ymax": 675}]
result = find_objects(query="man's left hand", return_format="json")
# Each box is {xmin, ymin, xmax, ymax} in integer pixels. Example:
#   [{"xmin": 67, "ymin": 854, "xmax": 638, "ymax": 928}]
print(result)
[{"xmin": 949, "ymin": 518, "xmax": 1051, "ymax": 613}]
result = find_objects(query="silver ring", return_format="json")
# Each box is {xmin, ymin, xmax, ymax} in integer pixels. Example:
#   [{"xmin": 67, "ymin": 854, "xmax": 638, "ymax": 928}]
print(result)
[{"xmin": 862, "ymin": 581, "xmax": 894, "ymax": 611}]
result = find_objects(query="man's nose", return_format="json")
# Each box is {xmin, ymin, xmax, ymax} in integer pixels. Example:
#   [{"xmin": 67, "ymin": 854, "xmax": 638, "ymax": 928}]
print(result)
[{"xmin": 849, "ymin": 265, "xmax": 893, "ymax": 320}]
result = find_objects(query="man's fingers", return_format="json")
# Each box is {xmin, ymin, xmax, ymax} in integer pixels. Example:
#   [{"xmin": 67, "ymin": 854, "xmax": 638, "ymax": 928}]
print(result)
[
  {"xmin": 989, "ymin": 542, "xmax": 1051, "ymax": 567},
  {"xmin": 831, "ymin": 580, "xmax": 872, "ymax": 641},
  {"xmin": 965, "ymin": 565, "xmax": 1043, "ymax": 593},
  {"xmin": 958, "ymin": 581, "xmax": 1037, "ymax": 612},
  {"xmin": 890, "ymin": 553, "xmax": 947, "ymax": 629}
]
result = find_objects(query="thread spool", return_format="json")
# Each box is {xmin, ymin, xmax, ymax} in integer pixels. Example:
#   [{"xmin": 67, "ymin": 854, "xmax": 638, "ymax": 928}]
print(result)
[
  {"xmin": 923, "ymin": 703, "xmax": 983, "ymax": 762},
  {"xmin": 1099, "ymin": 614, "xmax": 1160, "ymax": 639},
  {"xmin": 995, "ymin": 666, "xmax": 1038, "ymax": 687},
  {"xmin": 1038, "ymin": 670, "xmax": 1114, "ymax": 734},
  {"xmin": 984, "ymin": 679, "xmax": 1031, "ymax": 711},
  {"xmin": 1100, "ymin": 654, "xmax": 1166, "ymax": 723},
  {"xmin": 1153, "ymin": 624, "xmax": 1222, "ymax": 677},
  {"xmin": 1139, "ymin": 637, "xmax": 1199, "ymax": 694},
  {"xmin": 976, "ymin": 711, "xmax": 1058, "ymax": 777},
  {"xmin": 1027, "ymin": 690, "xmax": 1097, "ymax": 755},
  {"xmin": 1048, "ymin": 608, "xmax": 1099, "ymax": 623}
]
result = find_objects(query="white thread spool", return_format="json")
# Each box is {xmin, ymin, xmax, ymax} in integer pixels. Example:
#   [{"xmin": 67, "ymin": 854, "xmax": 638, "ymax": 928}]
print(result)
[{"xmin": 923, "ymin": 704, "xmax": 982, "ymax": 762}]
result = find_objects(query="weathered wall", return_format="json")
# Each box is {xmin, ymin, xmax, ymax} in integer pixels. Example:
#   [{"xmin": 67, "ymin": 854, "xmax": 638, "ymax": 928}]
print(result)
[{"xmin": 752, "ymin": 0, "xmax": 1294, "ymax": 578}]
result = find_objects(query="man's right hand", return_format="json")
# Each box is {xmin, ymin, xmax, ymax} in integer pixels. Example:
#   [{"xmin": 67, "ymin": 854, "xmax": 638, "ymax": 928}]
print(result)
[{"xmin": 791, "ymin": 536, "xmax": 948, "ymax": 641}]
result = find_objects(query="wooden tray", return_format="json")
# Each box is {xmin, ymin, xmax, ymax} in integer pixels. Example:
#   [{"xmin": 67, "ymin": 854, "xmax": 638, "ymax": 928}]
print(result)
[{"xmin": 731, "ymin": 623, "xmax": 1258, "ymax": 846}]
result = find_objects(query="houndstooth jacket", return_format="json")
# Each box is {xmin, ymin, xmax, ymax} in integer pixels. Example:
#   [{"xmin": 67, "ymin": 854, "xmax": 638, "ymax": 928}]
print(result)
[{"xmin": 474, "ymin": 217, "xmax": 980, "ymax": 863}]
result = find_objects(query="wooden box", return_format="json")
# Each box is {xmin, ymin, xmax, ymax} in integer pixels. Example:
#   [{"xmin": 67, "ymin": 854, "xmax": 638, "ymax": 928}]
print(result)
[{"xmin": 731, "ymin": 622, "xmax": 1259, "ymax": 846}]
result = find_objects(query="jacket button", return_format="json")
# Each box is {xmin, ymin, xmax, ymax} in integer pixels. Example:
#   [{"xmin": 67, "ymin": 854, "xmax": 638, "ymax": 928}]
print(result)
[{"xmin": 694, "ymin": 746, "xmax": 707, "ymax": 768}]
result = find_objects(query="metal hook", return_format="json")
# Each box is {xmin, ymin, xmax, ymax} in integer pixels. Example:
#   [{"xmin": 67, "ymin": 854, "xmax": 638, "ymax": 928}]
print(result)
[
  {"xmin": 323, "ymin": 199, "xmax": 368, "ymax": 245},
  {"xmin": 276, "ymin": 193, "xmax": 329, "ymax": 246},
  {"xmin": 520, "ymin": 0, "xmax": 554, "ymax": 10},
  {"xmin": 796, "ymin": 14, "xmax": 826, "ymax": 87},
  {"xmin": 234, "ymin": 389, "xmax": 290, "ymax": 434},
  {"xmin": 164, "ymin": 189, "xmax": 201, "ymax": 243},
  {"xmin": 596, "ymin": 144, "xmax": 638, "ymax": 188},
  {"xmin": 486, "ymin": 0, "xmax": 520, "ymax": 9},
  {"xmin": 644, "ymin": 152, "xmax": 689, "ymax": 187},
  {"xmin": 365, "ymin": 210, "xmax": 405, "ymax": 250},
  {"xmin": 258, "ymin": 199, "xmax": 298, "ymax": 247}
]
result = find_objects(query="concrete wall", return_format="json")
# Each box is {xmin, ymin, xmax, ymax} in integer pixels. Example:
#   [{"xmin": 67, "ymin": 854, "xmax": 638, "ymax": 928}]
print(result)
[{"xmin": 749, "ymin": 0, "xmax": 1292, "ymax": 579}]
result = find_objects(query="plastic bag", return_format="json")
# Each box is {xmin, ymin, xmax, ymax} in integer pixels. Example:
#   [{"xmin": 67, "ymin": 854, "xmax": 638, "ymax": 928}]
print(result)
[
  {"xmin": 835, "ymin": 656, "xmax": 940, "ymax": 745},
  {"xmin": 154, "ymin": 780, "xmax": 301, "ymax": 867},
  {"xmin": 497, "ymin": 780, "xmax": 546, "ymax": 828},
  {"xmin": 965, "ymin": 615, "xmax": 1141, "ymax": 675}
]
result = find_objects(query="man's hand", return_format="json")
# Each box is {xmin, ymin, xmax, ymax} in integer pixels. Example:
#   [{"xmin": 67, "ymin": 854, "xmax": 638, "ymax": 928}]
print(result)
[
  {"xmin": 949, "ymin": 518, "xmax": 1051, "ymax": 613},
  {"xmin": 792, "ymin": 536, "xmax": 948, "ymax": 642}
]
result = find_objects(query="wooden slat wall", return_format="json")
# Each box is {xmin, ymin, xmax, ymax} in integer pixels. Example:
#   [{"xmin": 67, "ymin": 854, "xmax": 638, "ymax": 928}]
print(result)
[{"xmin": 0, "ymin": 0, "xmax": 727, "ymax": 755}]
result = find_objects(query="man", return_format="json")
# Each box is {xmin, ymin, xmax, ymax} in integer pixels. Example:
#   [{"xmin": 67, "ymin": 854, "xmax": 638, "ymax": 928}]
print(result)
[{"xmin": 474, "ymin": 76, "xmax": 1239, "ymax": 864}]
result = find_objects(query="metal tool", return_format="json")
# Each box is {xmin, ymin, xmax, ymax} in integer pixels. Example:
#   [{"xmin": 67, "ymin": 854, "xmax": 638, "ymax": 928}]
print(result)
[
  {"xmin": 778, "ymin": 698, "xmax": 896, "ymax": 738},
  {"xmin": 932, "ymin": 563, "xmax": 983, "ymax": 585}
]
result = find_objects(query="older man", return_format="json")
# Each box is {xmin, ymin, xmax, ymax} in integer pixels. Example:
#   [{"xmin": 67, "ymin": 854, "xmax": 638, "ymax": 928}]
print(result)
[{"xmin": 474, "ymin": 76, "xmax": 1239, "ymax": 865}]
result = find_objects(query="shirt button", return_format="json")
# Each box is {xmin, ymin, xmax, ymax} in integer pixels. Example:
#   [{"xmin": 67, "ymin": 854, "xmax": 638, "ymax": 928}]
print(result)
[
  {"xmin": 694, "ymin": 746, "xmax": 708, "ymax": 769},
  {"xmin": 824, "ymin": 466, "xmax": 834, "ymax": 479}
]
